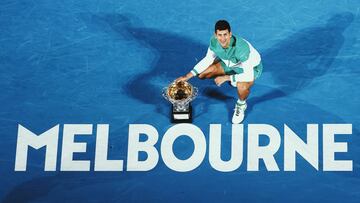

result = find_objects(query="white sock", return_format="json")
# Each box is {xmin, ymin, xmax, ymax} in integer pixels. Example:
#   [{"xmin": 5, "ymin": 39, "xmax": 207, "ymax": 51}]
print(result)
[{"xmin": 237, "ymin": 99, "xmax": 246, "ymax": 105}]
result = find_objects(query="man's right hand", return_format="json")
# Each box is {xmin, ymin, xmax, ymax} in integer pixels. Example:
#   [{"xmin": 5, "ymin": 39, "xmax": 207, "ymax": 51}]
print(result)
[
  {"xmin": 175, "ymin": 72, "xmax": 193, "ymax": 82},
  {"xmin": 175, "ymin": 76, "xmax": 189, "ymax": 82}
]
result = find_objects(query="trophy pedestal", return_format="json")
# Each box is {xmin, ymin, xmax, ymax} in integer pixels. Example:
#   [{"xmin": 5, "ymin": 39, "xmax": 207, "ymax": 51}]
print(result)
[{"xmin": 171, "ymin": 104, "xmax": 192, "ymax": 123}]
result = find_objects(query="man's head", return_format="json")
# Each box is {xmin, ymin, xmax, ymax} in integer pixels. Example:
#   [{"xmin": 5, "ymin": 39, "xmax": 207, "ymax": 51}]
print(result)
[{"xmin": 214, "ymin": 20, "xmax": 232, "ymax": 48}]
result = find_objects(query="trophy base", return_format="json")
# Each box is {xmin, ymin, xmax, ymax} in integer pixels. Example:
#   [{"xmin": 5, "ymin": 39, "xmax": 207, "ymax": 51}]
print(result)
[{"xmin": 171, "ymin": 104, "xmax": 192, "ymax": 123}]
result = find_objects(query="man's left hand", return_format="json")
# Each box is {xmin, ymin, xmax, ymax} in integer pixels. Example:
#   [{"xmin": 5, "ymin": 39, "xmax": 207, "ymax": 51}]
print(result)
[{"xmin": 214, "ymin": 75, "xmax": 230, "ymax": 86}]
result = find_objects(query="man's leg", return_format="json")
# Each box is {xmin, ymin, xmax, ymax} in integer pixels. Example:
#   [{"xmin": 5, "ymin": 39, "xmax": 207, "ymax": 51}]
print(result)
[
  {"xmin": 198, "ymin": 61, "xmax": 225, "ymax": 79},
  {"xmin": 236, "ymin": 81, "xmax": 254, "ymax": 101},
  {"xmin": 232, "ymin": 81, "xmax": 254, "ymax": 124}
]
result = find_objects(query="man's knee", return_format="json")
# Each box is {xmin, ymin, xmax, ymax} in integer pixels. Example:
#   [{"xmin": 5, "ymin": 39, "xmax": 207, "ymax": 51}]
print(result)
[
  {"xmin": 198, "ymin": 72, "xmax": 212, "ymax": 79},
  {"xmin": 207, "ymin": 65, "xmax": 217, "ymax": 74},
  {"xmin": 236, "ymin": 82, "xmax": 252, "ymax": 92},
  {"xmin": 198, "ymin": 73, "xmax": 207, "ymax": 79},
  {"xmin": 198, "ymin": 65, "xmax": 216, "ymax": 79}
]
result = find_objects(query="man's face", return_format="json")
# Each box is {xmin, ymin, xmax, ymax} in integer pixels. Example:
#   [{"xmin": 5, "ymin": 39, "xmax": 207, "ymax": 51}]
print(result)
[{"xmin": 215, "ymin": 29, "xmax": 232, "ymax": 48}]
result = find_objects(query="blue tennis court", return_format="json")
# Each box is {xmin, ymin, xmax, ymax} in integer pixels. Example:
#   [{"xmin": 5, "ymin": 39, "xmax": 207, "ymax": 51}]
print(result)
[{"xmin": 0, "ymin": 0, "xmax": 359, "ymax": 202}]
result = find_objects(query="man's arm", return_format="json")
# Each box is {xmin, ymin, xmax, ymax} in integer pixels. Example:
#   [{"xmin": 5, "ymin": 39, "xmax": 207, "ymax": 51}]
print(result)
[
  {"xmin": 230, "ymin": 38, "xmax": 261, "ymax": 85},
  {"xmin": 176, "ymin": 48, "xmax": 216, "ymax": 82}
]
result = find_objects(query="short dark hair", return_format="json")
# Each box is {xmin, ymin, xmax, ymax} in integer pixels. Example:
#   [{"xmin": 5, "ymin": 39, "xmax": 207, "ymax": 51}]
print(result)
[{"xmin": 215, "ymin": 20, "xmax": 231, "ymax": 33}]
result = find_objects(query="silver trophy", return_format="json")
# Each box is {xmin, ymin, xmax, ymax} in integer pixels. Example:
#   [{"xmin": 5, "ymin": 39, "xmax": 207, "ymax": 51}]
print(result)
[{"xmin": 162, "ymin": 81, "xmax": 198, "ymax": 123}]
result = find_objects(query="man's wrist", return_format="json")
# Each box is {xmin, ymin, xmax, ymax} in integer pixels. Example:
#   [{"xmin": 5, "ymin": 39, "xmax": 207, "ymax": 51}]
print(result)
[
  {"xmin": 186, "ymin": 72, "xmax": 194, "ymax": 79},
  {"xmin": 190, "ymin": 70, "xmax": 198, "ymax": 77}
]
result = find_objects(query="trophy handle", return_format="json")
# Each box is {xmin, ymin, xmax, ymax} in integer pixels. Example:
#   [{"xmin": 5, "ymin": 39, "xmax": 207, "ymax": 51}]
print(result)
[
  {"xmin": 162, "ymin": 87, "xmax": 169, "ymax": 100},
  {"xmin": 192, "ymin": 87, "xmax": 198, "ymax": 97}
]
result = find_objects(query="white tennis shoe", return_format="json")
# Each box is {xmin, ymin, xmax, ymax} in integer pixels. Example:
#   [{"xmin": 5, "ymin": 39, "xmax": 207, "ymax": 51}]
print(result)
[{"xmin": 232, "ymin": 101, "xmax": 247, "ymax": 124}]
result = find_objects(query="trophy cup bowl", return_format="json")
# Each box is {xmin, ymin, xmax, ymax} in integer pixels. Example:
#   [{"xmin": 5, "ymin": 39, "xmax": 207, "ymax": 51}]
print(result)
[{"xmin": 162, "ymin": 81, "xmax": 198, "ymax": 123}]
